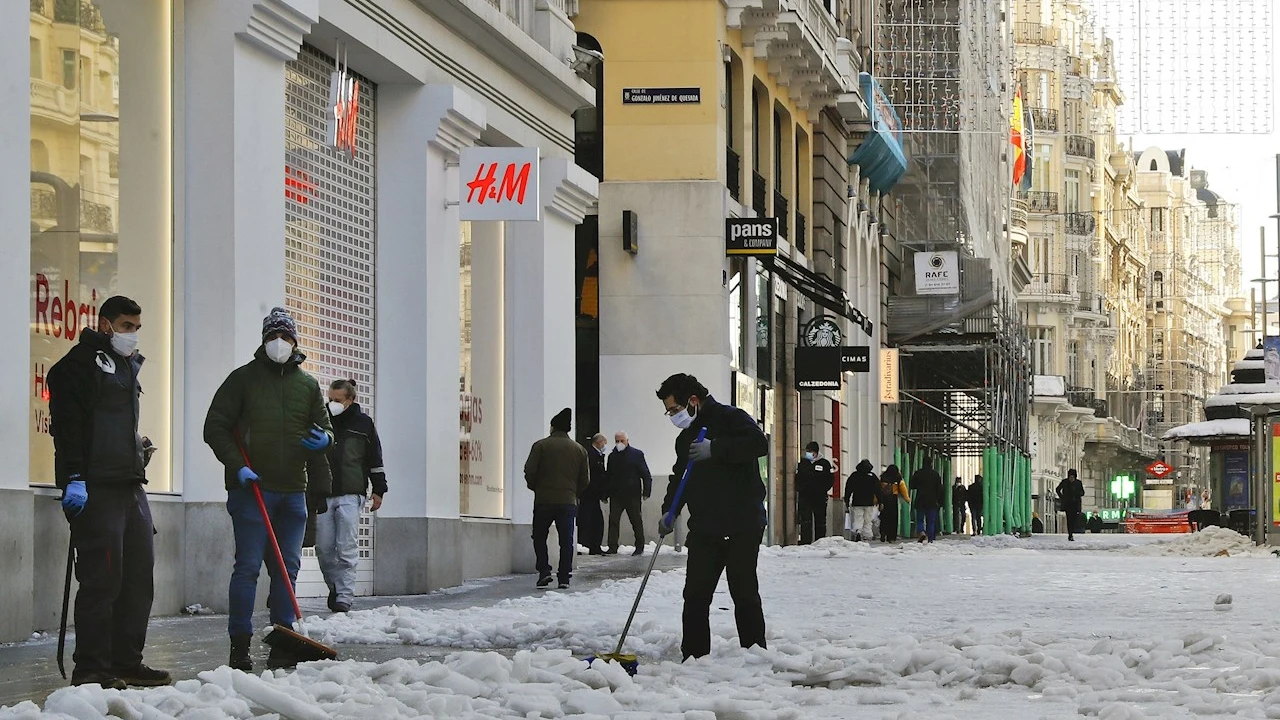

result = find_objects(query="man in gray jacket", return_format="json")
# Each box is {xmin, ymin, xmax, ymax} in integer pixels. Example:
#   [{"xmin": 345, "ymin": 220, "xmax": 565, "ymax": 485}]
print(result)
[{"xmin": 524, "ymin": 408, "xmax": 589, "ymax": 589}]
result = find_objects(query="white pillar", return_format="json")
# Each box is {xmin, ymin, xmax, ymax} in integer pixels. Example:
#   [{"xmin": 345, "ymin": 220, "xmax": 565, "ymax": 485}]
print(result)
[
  {"xmin": 505, "ymin": 159, "xmax": 598, "ymax": 533},
  {"xmin": 180, "ymin": 0, "xmax": 316, "ymax": 607}
]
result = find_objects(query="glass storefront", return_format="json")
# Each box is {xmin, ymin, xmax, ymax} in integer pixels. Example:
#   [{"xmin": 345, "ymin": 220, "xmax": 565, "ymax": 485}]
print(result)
[
  {"xmin": 29, "ymin": 0, "xmax": 172, "ymax": 489},
  {"xmin": 459, "ymin": 221, "xmax": 506, "ymax": 518}
]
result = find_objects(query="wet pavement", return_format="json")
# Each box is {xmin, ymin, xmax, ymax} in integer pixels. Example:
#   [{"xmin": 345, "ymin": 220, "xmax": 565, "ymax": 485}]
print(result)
[{"xmin": 0, "ymin": 550, "xmax": 686, "ymax": 708}]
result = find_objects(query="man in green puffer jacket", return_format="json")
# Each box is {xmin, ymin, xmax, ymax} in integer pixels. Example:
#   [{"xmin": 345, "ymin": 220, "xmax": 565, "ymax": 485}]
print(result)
[{"xmin": 203, "ymin": 307, "xmax": 332, "ymax": 672}]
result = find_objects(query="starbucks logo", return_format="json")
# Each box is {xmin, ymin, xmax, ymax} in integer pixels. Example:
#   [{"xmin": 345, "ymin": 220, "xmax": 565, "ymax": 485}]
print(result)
[{"xmin": 804, "ymin": 317, "xmax": 843, "ymax": 348}]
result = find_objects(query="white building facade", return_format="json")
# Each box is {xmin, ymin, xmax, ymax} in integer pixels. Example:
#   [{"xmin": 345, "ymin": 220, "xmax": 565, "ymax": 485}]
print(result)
[{"xmin": 1, "ymin": 0, "xmax": 597, "ymax": 642}]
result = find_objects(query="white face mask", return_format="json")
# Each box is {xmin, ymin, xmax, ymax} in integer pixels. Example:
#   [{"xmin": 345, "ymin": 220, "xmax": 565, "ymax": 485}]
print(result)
[
  {"xmin": 265, "ymin": 338, "xmax": 294, "ymax": 364},
  {"xmin": 327, "ymin": 401, "xmax": 347, "ymax": 416},
  {"xmin": 615, "ymin": 442, "xmax": 626, "ymax": 452},
  {"xmin": 110, "ymin": 331, "xmax": 138, "ymax": 357},
  {"xmin": 669, "ymin": 407, "xmax": 694, "ymax": 430}
]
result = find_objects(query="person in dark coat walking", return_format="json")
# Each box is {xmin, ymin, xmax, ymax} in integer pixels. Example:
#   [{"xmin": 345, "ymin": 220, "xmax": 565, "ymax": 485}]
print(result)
[
  {"xmin": 524, "ymin": 408, "xmax": 590, "ymax": 588},
  {"xmin": 607, "ymin": 431, "xmax": 653, "ymax": 556},
  {"xmin": 910, "ymin": 457, "xmax": 944, "ymax": 543},
  {"xmin": 843, "ymin": 459, "xmax": 878, "ymax": 541},
  {"xmin": 951, "ymin": 477, "xmax": 968, "ymax": 535},
  {"xmin": 1056, "ymin": 468, "xmax": 1085, "ymax": 541},
  {"xmin": 795, "ymin": 441, "xmax": 836, "ymax": 544},
  {"xmin": 968, "ymin": 474, "xmax": 985, "ymax": 536},
  {"xmin": 48, "ymin": 296, "xmax": 169, "ymax": 690},
  {"xmin": 877, "ymin": 465, "xmax": 909, "ymax": 542},
  {"xmin": 578, "ymin": 434, "xmax": 609, "ymax": 555},
  {"xmin": 657, "ymin": 373, "xmax": 769, "ymax": 660}
]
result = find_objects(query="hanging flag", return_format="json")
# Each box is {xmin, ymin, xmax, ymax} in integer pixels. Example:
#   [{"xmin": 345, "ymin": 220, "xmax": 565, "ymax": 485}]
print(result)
[
  {"xmin": 1020, "ymin": 97, "xmax": 1035, "ymax": 191},
  {"xmin": 1010, "ymin": 86, "xmax": 1026, "ymax": 186}
]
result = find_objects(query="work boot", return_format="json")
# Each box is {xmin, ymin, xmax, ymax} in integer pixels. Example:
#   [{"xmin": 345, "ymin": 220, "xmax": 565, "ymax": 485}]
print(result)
[
  {"xmin": 71, "ymin": 671, "xmax": 127, "ymax": 690},
  {"xmin": 603, "ymin": 547, "xmax": 618, "ymax": 556},
  {"xmin": 632, "ymin": 546, "xmax": 644, "ymax": 556},
  {"xmin": 536, "ymin": 575, "xmax": 554, "ymax": 589},
  {"xmin": 114, "ymin": 663, "xmax": 172, "ymax": 687},
  {"xmin": 327, "ymin": 588, "xmax": 338, "ymax": 613},
  {"xmin": 229, "ymin": 634, "xmax": 253, "ymax": 672}
]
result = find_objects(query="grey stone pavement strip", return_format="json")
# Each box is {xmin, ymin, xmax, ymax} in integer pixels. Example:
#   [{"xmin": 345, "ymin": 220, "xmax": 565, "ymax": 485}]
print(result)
[{"xmin": 0, "ymin": 551, "xmax": 687, "ymax": 709}]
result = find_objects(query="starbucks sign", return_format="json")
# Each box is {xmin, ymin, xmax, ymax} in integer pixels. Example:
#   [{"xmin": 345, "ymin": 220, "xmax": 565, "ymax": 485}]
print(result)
[{"xmin": 802, "ymin": 316, "xmax": 843, "ymax": 348}]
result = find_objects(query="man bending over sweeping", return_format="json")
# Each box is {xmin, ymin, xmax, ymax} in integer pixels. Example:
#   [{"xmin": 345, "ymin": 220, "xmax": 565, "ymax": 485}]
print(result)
[
  {"xmin": 656, "ymin": 373, "xmax": 770, "ymax": 659},
  {"xmin": 204, "ymin": 307, "xmax": 333, "ymax": 671}
]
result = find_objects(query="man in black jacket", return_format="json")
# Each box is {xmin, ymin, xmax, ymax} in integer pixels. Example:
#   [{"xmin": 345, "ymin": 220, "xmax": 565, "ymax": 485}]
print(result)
[
  {"xmin": 607, "ymin": 431, "xmax": 653, "ymax": 556},
  {"xmin": 1056, "ymin": 468, "xmax": 1085, "ymax": 541},
  {"xmin": 317, "ymin": 379, "xmax": 387, "ymax": 612},
  {"xmin": 843, "ymin": 459, "xmax": 878, "ymax": 541},
  {"xmin": 910, "ymin": 457, "xmax": 944, "ymax": 543},
  {"xmin": 657, "ymin": 373, "xmax": 769, "ymax": 659},
  {"xmin": 47, "ymin": 296, "xmax": 169, "ymax": 689},
  {"xmin": 794, "ymin": 441, "xmax": 836, "ymax": 544},
  {"xmin": 968, "ymin": 474, "xmax": 985, "ymax": 536},
  {"xmin": 579, "ymin": 434, "xmax": 609, "ymax": 555},
  {"xmin": 951, "ymin": 477, "xmax": 967, "ymax": 535}
]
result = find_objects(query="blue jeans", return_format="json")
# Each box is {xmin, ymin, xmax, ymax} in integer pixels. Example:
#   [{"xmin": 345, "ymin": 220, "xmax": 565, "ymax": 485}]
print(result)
[
  {"xmin": 226, "ymin": 488, "xmax": 307, "ymax": 637},
  {"xmin": 918, "ymin": 508, "xmax": 940, "ymax": 542},
  {"xmin": 533, "ymin": 504, "xmax": 577, "ymax": 583}
]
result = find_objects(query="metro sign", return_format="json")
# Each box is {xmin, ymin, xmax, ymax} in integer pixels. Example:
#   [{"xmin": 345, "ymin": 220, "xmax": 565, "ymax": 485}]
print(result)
[
  {"xmin": 1146, "ymin": 461, "xmax": 1174, "ymax": 479},
  {"xmin": 459, "ymin": 147, "xmax": 541, "ymax": 222}
]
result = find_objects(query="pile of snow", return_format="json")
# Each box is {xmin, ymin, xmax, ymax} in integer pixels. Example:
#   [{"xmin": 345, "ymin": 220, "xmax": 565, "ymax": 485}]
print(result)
[{"xmin": 1126, "ymin": 526, "xmax": 1262, "ymax": 557}]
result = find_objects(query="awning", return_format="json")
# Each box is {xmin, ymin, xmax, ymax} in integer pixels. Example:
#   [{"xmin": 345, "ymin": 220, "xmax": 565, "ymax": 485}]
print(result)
[
  {"xmin": 766, "ymin": 254, "xmax": 873, "ymax": 337},
  {"xmin": 848, "ymin": 73, "xmax": 908, "ymax": 194}
]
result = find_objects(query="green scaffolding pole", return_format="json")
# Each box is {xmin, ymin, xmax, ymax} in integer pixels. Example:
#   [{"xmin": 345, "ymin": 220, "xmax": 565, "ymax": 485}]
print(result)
[{"xmin": 941, "ymin": 454, "xmax": 953, "ymax": 534}]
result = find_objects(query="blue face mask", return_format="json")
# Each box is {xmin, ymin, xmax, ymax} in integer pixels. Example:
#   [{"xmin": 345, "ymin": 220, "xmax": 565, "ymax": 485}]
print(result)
[{"xmin": 803, "ymin": 452, "xmax": 815, "ymax": 462}]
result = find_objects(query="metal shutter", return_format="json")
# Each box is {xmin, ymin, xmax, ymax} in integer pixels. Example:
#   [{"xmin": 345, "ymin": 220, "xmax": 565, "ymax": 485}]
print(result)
[{"xmin": 285, "ymin": 44, "xmax": 377, "ymax": 598}]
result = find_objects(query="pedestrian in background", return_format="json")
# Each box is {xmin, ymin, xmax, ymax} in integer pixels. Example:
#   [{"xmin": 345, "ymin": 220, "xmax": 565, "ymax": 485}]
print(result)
[
  {"xmin": 968, "ymin": 474, "xmax": 985, "ymax": 536},
  {"xmin": 877, "ymin": 465, "xmax": 909, "ymax": 542},
  {"xmin": 843, "ymin": 459, "xmax": 878, "ymax": 542},
  {"xmin": 1056, "ymin": 468, "xmax": 1085, "ymax": 542},
  {"xmin": 607, "ymin": 431, "xmax": 653, "ymax": 556},
  {"xmin": 910, "ymin": 457, "xmax": 944, "ymax": 543},
  {"xmin": 204, "ymin": 307, "xmax": 333, "ymax": 671},
  {"xmin": 48, "ymin": 295, "xmax": 170, "ymax": 689},
  {"xmin": 656, "ymin": 373, "xmax": 769, "ymax": 659},
  {"xmin": 524, "ymin": 408, "xmax": 589, "ymax": 588},
  {"xmin": 795, "ymin": 441, "xmax": 836, "ymax": 544},
  {"xmin": 951, "ymin": 476, "xmax": 968, "ymax": 535},
  {"xmin": 316, "ymin": 379, "xmax": 387, "ymax": 613},
  {"xmin": 579, "ymin": 433, "xmax": 609, "ymax": 555}
]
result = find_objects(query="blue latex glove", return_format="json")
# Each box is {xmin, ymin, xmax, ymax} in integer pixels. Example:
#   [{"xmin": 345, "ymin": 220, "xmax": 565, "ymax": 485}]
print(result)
[
  {"xmin": 62, "ymin": 479, "xmax": 87, "ymax": 517},
  {"xmin": 301, "ymin": 427, "xmax": 331, "ymax": 451},
  {"xmin": 658, "ymin": 515, "xmax": 674, "ymax": 537},
  {"xmin": 688, "ymin": 438, "xmax": 713, "ymax": 463},
  {"xmin": 237, "ymin": 466, "xmax": 259, "ymax": 488}
]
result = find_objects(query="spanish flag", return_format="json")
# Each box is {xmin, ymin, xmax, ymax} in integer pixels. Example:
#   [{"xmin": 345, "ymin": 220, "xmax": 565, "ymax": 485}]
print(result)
[{"xmin": 1011, "ymin": 86, "xmax": 1026, "ymax": 186}]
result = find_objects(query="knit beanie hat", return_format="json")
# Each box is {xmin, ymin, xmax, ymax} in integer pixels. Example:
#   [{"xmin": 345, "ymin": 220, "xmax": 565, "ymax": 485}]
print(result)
[
  {"xmin": 262, "ymin": 307, "xmax": 298, "ymax": 344},
  {"xmin": 550, "ymin": 408, "xmax": 572, "ymax": 432}
]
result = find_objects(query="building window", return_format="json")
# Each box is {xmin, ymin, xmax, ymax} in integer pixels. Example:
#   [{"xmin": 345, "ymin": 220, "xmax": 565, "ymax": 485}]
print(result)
[
  {"xmin": 773, "ymin": 108, "xmax": 782, "ymax": 188},
  {"xmin": 1065, "ymin": 169, "xmax": 1080, "ymax": 213},
  {"xmin": 1151, "ymin": 207, "xmax": 1165, "ymax": 232},
  {"xmin": 1154, "ymin": 331, "xmax": 1165, "ymax": 361},
  {"xmin": 1067, "ymin": 340, "xmax": 1079, "ymax": 384},
  {"xmin": 457, "ymin": 220, "xmax": 506, "ymax": 518},
  {"xmin": 752, "ymin": 85, "xmax": 761, "ymax": 172},
  {"xmin": 729, "ymin": 258, "xmax": 746, "ymax": 371},
  {"xmin": 756, "ymin": 265, "xmax": 771, "ymax": 378},
  {"xmin": 1033, "ymin": 326, "xmax": 1054, "ymax": 375},
  {"xmin": 32, "ymin": 1, "xmax": 173, "ymax": 490}
]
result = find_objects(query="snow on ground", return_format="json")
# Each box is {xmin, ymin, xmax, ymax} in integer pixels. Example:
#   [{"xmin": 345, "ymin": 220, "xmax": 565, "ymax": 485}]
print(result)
[{"xmin": 8, "ymin": 531, "xmax": 1280, "ymax": 718}]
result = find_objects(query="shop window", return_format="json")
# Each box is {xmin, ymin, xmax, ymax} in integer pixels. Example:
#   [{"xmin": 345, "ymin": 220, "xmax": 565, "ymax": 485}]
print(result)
[
  {"xmin": 32, "ymin": 1, "xmax": 173, "ymax": 490},
  {"xmin": 729, "ymin": 257, "xmax": 745, "ymax": 371},
  {"xmin": 756, "ymin": 265, "xmax": 771, "ymax": 378},
  {"xmin": 458, "ymin": 220, "xmax": 506, "ymax": 518}
]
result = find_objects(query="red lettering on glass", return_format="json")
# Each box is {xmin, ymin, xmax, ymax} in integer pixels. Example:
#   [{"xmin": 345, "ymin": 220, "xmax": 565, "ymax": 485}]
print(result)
[
  {"xmin": 285, "ymin": 165, "xmax": 314, "ymax": 204},
  {"xmin": 466, "ymin": 162, "xmax": 532, "ymax": 206},
  {"xmin": 34, "ymin": 275, "xmax": 98, "ymax": 341}
]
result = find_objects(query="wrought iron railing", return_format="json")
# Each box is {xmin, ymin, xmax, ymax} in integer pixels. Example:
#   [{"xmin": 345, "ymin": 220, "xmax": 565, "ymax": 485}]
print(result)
[
  {"xmin": 774, "ymin": 191, "xmax": 789, "ymax": 239},
  {"xmin": 796, "ymin": 211, "xmax": 807, "ymax": 253},
  {"xmin": 752, "ymin": 172, "xmax": 767, "ymax": 216},
  {"xmin": 1064, "ymin": 212, "xmax": 1096, "ymax": 236},
  {"xmin": 1028, "ymin": 107, "xmax": 1059, "ymax": 132},
  {"xmin": 80, "ymin": 198, "xmax": 113, "ymax": 233},
  {"xmin": 1014, "ymin": 22, "xmax": 1057, "ymax": 45},
  {"xmin": 1066, "ymin": 134, "xmax": 1095, "ymax": 158},
  {"xmin": 727, "ymin": 146, "xmax": 741, "ymax": 202},
  {"xmin": 1019, "ymin": 190, "xmax": 1059, "ymax": 213},
  {"xmin": 31, "ymin": 187, "xmax": 57, "ymax": 222},
  {"xmin": 1025, "ymin": 273, "xmax": 1072, "ymax": 296}
]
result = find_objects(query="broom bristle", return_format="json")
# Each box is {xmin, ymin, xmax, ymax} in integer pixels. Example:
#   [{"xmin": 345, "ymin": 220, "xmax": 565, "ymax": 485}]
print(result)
[{"xmin": 264, "ymin": 624, "xmax": 338, "ymax": 661}]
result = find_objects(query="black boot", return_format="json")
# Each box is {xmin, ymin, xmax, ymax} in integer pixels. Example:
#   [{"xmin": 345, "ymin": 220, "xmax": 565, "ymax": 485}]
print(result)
[{"xmin": 229, "ymin": 635, "xmax": 253, "ymax": 672}]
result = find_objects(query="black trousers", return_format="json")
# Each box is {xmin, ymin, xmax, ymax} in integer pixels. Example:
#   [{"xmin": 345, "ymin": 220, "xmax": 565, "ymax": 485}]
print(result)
[
  {"xmin": 969, "ymin": 504, "xmax": 984, "ymax": 535},
  {"xmin": 880, "ymin": 501, "xmax": 899, "ymax": 542},
  {"xmin": 682, "ymin": 531, "xmax": 767, "ymax": 659},
  {"xmin": 952, "ymin": 505, "xmax": 966, "ymax": 534},
  {"xmin": 577, "ymin": 498, "xmax": 605, "ymax": 552},
  {"xmin": 1065, "ymin": 509, "xmax": 1081, "ymax": 536},
  {"xmin": 797, "ymin": 494, "xmax": 827, "ymax": 544},
  {"xmin": 70, "ymin": 483, "xmax": 154, "ymax": 678},
  {"xmin": 607, "ymin": 494, "xmax": 644, "ymax": 550}
]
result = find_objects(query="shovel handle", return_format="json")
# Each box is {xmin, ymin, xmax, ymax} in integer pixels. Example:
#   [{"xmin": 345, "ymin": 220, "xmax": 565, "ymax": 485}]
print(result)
[
  {"xmin": 662, "ymin": 427, "xmax": 707, "ymax": 527},
  {"xmin": 234, "ymin": 433, "xmax": 305, "ymax": 626}
]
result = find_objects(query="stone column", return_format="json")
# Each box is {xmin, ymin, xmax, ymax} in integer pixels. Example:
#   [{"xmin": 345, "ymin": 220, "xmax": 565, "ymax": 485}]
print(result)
[
  {"xmin": 373, "ymin": 84, "xmax": 484, "ymax": 595},
  {"xmin": 181, "ymin": 0, "xmax": 317, "ymax": 610}
]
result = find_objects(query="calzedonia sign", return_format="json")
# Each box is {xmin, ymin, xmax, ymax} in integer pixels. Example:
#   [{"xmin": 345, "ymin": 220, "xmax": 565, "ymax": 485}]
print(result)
[{"xmin": 725, "ymin": 217, "xmax": 779, "ymax": 257}]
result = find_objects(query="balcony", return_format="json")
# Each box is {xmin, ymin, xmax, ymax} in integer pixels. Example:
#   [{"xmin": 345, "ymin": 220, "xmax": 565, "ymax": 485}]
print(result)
[
  {"xmin": 1066, "ymin": 135, "xmax": 1095, "ymax": 159},
  {"xmin": 1028, "ymin": 107, "xmax": 1059, "ymax": 132},
  {"xmin": 727, "ymin": 146, "xmax": 741, "ymax": 202},
  {"xmin": 1067, "ymin": 385, "xmax": 1095, "ymax": 410},
  {"xmin": 796, "ymin": 211, "xmax": 807, "ymax": 253},
  {"xmin": 1019, "ymin": 190, "xmax": 1059, "ymax": 213},
  {"xmin": 725, "ymin": 0, "xmax": 856, "ymax": 117},
  {"xmin": 1064, "ymin": 212, "xmax": 1096, "ymax": 237},
  {"xmin": 1011, "ymin": 198, "xmax": 1029, "ymax": 230},
  {"xmin": 1014, "ymin": 22, "xmax": 1057, "ymax": 46},
  {"xmin": 30, "ymin": 79, "xmax": 77, "ymax": 122},
  {"xmin": 80, "ymin": 198, "xmax": 113, "ymax": 233},
  {"xmin": 752, "ymin": 171, "xmax": 767, "ymax": 216},
  {"xmin": 31, "ymin": 187, "xmax": 57, "ymax": 223},
  {"xmin": 1024, "ymin": 273, "xmax": 1075, "ymax": 301},
  {"xmin": 774, "ymin": 191, "xmax": 789, "ymax": 239}
]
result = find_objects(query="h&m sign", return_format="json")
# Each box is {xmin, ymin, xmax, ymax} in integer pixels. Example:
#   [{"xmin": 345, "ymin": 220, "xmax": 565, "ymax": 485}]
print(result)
[
  {"xmin": 725, "ymin": 217, "xmax": 779, "ymax": 257},
  {"xmin": 459, "ymin": 147, "xmax": 541, "ymax": 222}
]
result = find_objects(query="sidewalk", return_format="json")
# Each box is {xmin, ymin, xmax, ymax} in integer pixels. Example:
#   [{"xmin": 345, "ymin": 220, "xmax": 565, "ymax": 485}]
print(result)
[{"xmin": 0, "ymin": 550, "xmax": 685, "ymax": 709}]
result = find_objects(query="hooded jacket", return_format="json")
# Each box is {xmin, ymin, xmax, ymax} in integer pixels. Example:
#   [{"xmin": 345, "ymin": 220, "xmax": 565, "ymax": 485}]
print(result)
[
  {"xmin": 843, "ymin": 460, "xmax": 879, "ymax": 507},
  {"xmin": 203, "ymin": 346, "xmax": 333, "ymax": 494},
  {"xmin": 47, "ymin": 329, "xmax": 147, "ymax": 488}
]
